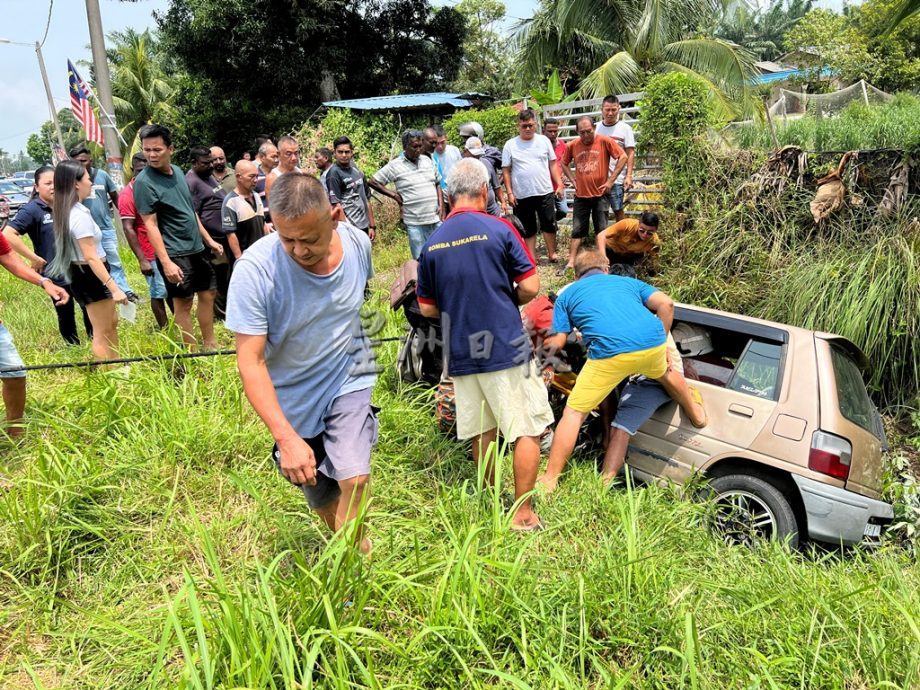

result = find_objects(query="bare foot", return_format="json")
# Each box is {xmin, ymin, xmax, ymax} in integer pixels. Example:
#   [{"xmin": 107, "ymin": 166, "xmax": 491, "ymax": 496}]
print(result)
[
  {"xmin": 359, "ymin": 536, "xmax": 373, "ymax": 556},
  {"xmin": 687, "ymin": 387, "xmax": 708, "ymax": 428}
]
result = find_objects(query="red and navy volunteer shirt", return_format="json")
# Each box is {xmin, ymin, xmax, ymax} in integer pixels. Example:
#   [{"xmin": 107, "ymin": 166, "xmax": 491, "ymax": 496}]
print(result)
[{"xmin": 416, "ymin": 209, "xmax": 536, "ymax": 377}]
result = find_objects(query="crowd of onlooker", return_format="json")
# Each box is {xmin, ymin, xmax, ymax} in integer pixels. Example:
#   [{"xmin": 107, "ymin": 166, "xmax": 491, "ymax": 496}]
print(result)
[{"xmin": 1, "ymin": 97, "xmax": 693, "ymax": 549}]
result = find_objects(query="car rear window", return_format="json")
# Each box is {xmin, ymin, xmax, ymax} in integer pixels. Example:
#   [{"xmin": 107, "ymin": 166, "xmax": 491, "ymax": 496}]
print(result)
[
  {"xmin": 829, "ymin": 344, "xmax": 877, "ymax": 436},
  {"xmin": 727, "ymin": 340, "xmax": 783, "ymax": 400}
]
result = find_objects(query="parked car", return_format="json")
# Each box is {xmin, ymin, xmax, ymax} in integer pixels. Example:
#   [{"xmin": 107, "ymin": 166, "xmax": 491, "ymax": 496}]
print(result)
[
  {"xmin": 623, "ymin": 304, "xmax": 892, "ymax": 548},
  {"xmin": 11, "ymin": 170, "xmax": 35, "ymax": 182},
  {"xmin": 10, "ymin": 177, "xmax": 33, "ymax": 192},
  {"xmin": 0, "ymin": 179, "xmax": 30, "ymax": 217}
]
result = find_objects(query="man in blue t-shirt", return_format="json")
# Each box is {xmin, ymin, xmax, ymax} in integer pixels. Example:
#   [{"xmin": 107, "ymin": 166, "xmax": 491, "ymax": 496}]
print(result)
[
  {"xmin": 416, "ymin": 158, "xmax": 554, "ymax": 532},
  {"xmin": 537, "ymin": 248, "xmax": 707, "ymax": 493},
  {"xmin": 226, "ymin": 172, "xmax": 377, "ymax": 554}
]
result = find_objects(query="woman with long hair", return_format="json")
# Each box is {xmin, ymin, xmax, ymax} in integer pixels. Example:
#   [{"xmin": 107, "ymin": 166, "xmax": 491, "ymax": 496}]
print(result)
[
  {"xmin": 48, "ymin": 160, "xmax": 127, "ymax": 361},
  {"xmin": 2, "ymin": 166, "xmax": 94, "ymax": 345}
]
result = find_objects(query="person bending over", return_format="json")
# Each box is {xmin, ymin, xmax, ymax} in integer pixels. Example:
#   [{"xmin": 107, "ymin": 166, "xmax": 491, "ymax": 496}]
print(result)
[{"xmin": 538, "ymin": 248, "xmax": 706, "ymax": 493}]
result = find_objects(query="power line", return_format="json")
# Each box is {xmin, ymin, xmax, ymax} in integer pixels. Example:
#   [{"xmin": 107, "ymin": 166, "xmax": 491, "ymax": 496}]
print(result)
[{"xmin": 39, "ymin": 0, "xmax": 54, "ymax": 48}]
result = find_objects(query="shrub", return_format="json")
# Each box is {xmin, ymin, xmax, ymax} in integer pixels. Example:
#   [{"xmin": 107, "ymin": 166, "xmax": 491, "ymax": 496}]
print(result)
[
  {"xmin": 296, "ymin": 109, "xmax": 428, "ymax": 177},
  {"xmin": 443, "ymin": 105, "xmax": 520, "ymax": 148},
  {"xmin": 639, "ymin": 73, "xmax": 714, "ymax": 204}
]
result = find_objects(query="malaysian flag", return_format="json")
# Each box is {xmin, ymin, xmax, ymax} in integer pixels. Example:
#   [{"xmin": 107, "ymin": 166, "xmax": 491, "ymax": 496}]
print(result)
[
  {"xmin": 50, "ymin": 140, "xmax": 68, "ymax": 165},
  {"xmin": 68, "ymin": 59, "xmax": 104, "ymax": 147}
]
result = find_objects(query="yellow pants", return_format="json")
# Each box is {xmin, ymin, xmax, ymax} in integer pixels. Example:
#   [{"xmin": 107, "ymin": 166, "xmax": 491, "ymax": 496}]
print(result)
[{"xmin": 566, "ymin": 343, "xmax": 668, "ymax": 413}]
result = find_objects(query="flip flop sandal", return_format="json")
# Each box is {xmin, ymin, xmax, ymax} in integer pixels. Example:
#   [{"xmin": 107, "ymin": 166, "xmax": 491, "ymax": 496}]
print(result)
[
  {"xmin": 688, "ymin": 386, "xmax": 708, "ymax": 429},
  {"xmin": 511, "ymin": 518, "xmax": 546, "ymax": 533}
]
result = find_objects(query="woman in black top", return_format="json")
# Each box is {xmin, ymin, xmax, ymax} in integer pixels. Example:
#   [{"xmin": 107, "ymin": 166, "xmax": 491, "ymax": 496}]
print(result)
[{"xmin": 3, "ymin": 166, "xmax": 92, "ymax": 344}]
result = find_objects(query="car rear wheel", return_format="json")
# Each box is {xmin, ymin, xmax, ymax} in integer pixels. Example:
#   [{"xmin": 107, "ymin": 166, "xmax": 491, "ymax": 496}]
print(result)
[{"xmin": 705, "ymin": 474, "xmax": 800, "ymax": 548}]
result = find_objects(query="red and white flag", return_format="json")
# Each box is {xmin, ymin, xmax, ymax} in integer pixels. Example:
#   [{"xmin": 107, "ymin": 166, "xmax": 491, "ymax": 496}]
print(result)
[{"xmin": 68, "ymin": 59, "xmax": 104, "ymax": 147}]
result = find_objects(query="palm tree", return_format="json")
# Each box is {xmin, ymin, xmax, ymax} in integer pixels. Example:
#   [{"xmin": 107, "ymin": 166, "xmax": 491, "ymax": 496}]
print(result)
[
  {"xmin": 887, "ymin": 0, "xmax": 920, "ymax": 31},
  {"xmin": 516, "ymin": 0, "xmax": 760, "ymax": 119},
  {"xmin": 107, "ymin": 29, "xmax": 175, "ymax": 164},
  {"xmin": 714, "ymin": 0, "xmax": 814, "ymax": 61}
]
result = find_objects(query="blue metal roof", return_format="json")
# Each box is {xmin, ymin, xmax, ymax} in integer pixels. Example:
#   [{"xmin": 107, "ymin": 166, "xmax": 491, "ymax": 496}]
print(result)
[
  {"xmin": 323, "ymin": 92, "xmax": 491, "ymax": 111},
  {"xmin": 752, "ymin": 68, "xmax": 834, "ymax": 85}
]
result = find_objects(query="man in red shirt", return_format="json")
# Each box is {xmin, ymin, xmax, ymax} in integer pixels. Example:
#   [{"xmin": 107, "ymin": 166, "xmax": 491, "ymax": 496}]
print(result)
[
  {"xmin": 560, "ymin": 116, "xmax": 626, "ymax": 273},
  {"xmin": 0, "ymin": 231, "xmax": 69, "ymax": 438},
  {"xmin": 119, "ymin": 153, "xmax": 169, "ymax": 329},
  {"xmin": 543, "ymin": 118, "xmax": 571, "ymax": 229}
]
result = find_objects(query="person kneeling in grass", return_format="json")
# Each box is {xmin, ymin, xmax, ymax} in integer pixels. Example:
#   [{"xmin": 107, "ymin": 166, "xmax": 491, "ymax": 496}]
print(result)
[
  {"xmin": 538, "ymin": 248, "xmax": 706, "ymax": 493},
  {"xmin": 0, "ymin": 230, "xmax": 69, "ymax": 438},
  {"xmin": 227, "ymin": 173, "xmax": 376, "ymax": 554}
]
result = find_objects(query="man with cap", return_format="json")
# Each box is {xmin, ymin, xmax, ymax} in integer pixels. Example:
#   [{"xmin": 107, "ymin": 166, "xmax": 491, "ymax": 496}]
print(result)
[
  {"xmin": 458, "ymin": 121, "xmax": 503, "ymax": 176},
  {"xmin": 461, "ymin": 137, "xmax": 503, "ymax": 217}
]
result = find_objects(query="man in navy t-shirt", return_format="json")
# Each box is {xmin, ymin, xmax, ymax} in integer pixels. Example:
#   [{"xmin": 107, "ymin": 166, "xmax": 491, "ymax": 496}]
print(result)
[{"xmin": 416, "ymin": 159, "xmax": 554, "ymax": 532}]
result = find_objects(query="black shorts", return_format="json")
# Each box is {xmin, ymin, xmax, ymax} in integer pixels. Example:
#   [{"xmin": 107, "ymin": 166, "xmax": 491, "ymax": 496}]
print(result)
[
  {"xmin": 571, "ymin": 196, "xmax": 609, "ymax": 240},
  {"xmin": 69, "ymin": 262, "xmax": 112, "ymax": 306},
  {"xmin": 514, "ymin": 193, "xmax": 557, "ymax": 238},
  {"xmin": 158, "ymin": 250, "xmax": 217, "ymax": 300}
]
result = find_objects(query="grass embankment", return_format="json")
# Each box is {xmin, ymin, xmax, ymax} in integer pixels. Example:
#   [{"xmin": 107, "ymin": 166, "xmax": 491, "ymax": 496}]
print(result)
[{"xmin": 0, "ymin": 219, "xmax": 919, "ymax": 688}]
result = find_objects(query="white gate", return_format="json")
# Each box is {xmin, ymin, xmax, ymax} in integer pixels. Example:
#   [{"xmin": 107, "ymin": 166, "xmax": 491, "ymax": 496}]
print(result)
[{"xmin": 541, "ymin": 92, "xmax": 663, "ymax": 219}]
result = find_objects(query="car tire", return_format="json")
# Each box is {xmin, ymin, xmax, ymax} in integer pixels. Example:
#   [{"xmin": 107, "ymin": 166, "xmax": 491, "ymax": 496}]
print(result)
[{"xmin": 704, "ymin": 473, "xmax": 800, "ymax": 548}]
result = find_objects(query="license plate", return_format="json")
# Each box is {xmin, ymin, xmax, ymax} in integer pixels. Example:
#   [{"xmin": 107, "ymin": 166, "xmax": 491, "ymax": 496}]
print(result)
[{"xmin": 864, "ymin": 523, "xmax": 882, "ymax": 538}]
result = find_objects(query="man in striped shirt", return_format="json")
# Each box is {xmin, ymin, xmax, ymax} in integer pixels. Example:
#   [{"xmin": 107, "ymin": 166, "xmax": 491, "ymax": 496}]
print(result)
[{"xmin": 368, "ymin": 130, "xmax": 443, "ymax": 259}]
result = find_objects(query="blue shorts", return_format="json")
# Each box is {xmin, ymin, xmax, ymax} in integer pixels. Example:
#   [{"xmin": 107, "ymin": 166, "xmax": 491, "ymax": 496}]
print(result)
[
  {"xmin": 272, "ymin": 387, "xmax": 378, "ymax": 509},
  {"xmin": 145, "ymin": 261, "xmax": 168, "ymax": 300},
  {"xmin": 611, "ymin": 378, "xmax": 671, "ymax": 435},
  {"xmin": 0, "ymin": 324, "xmax": 26, "ymax": 379},
  {"xmin": 607, "ymin": 184, "xmax": 625, "ymax": 212}
]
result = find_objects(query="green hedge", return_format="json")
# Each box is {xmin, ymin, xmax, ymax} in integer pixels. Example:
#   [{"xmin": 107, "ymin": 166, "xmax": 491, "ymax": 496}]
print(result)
[
  {"xmin": 296, "ymin": 104, "xmax": 520, "ymax": 175},
  {"xmin": 639, "ymin": 73, "xmax": 714, "ymax": 204},
  {"xmin": 443, "ymin": 105, "xmax": 520, "ymax": 148},
  {"xmin": 297, "ymin": 109, "xmax": 428, "ymax": 176}
]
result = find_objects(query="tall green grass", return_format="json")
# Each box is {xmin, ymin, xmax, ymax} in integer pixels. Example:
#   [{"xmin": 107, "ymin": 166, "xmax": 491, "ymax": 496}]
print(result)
[
  {"xmin": 729, "ymin": 93, "xmax": 920, "ymax": 152},
  {"xmin": 0, "ymin": 225, "xmax": 918, "ymax": 688}
]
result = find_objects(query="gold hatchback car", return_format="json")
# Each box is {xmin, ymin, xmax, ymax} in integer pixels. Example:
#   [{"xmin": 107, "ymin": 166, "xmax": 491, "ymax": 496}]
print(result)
[{"xmin": 624, "ymin": 304, "xmax": 893, "ymax": 548}]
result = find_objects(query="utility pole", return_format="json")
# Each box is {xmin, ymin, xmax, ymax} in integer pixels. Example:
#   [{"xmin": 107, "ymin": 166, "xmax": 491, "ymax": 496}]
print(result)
[
  {"xmin": 34, "ymin": 42, "xmax": 66, "ymax": 151},
  {"xmin": 0, "ymin": 38, "xmax": 65, "ymax": 152},
  {"xmin": 84, "ymin": 0, "xmax": 123, "ymax": 185}
]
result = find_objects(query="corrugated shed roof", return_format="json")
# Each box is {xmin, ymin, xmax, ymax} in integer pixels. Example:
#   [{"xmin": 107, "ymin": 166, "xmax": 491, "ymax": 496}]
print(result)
[
  {"xmin": 752, "ymin": 67, "xmax": 834, "ymax": 84},
  {"xmin": 322, "ymin": 92, "xmax": 491, "ymax": 111},
  {"xmin": 754, "ymin": 61, "xmax": 789, "ymax": 74}
]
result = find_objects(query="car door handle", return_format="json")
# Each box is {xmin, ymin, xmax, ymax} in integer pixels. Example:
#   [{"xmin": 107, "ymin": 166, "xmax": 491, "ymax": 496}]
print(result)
[{"xmin": 729, "ymin": 403, "xmax": 755, "ymax": 418}]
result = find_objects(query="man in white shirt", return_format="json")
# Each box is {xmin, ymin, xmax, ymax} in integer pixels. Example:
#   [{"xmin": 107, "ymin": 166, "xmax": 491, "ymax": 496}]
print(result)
[
  {"xmin": 501, "ymin": 109, "xmax": 564, "ymax": 260},
  {"xmin": 595, "ymin": 95, "xmax": 636, "ymax": 222}
]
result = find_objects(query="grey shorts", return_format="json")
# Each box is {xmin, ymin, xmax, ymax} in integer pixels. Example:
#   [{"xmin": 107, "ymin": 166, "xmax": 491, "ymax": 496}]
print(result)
[
  {"xmin": 611, "ymin": 378, "xmax": 672, "ymax": 435},
  {"xmin": 272, "ymin": 387, "xmax": 378, "ymax": 509}
]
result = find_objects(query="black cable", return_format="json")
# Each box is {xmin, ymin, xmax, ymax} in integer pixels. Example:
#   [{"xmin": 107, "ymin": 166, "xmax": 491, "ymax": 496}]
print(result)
[
  {"xmin": 39, "ymin": 0, "xmax": 54, "ymax": 48},
  {"xmin": 0, "ymin": 337, "xmax": 406, "ymax": 375}
]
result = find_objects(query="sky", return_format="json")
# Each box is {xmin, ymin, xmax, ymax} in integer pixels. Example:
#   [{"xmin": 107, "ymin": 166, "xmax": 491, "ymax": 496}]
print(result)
[
  {"xmin": 0, "ymin": 0, "xmax": 849, "ymax": 162},
  {"xmin": 0, "ymin": 0, "xmax": 170, "ymax": 158}
]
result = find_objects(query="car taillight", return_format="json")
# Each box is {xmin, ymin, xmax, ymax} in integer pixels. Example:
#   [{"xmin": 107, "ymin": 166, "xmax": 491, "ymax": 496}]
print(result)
[{"xmin": 809, "ymin": 430, "xmax": 852, "ymax": 480}]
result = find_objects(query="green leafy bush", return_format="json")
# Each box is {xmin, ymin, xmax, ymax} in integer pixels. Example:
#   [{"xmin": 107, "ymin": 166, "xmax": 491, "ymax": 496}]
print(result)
[
  {"xmin": 443, "ymin": 105, "xmax": 520, "ymax": 148},
  {"xmin": 297, "ymin": 109, "xmax": 428, "ymax": 177},
  {"xmin": 639, "ymin": 73, "xmax": 714, "ymax": 203}
]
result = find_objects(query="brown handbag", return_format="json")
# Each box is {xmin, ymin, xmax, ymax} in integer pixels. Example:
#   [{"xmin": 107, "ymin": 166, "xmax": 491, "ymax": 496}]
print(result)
[{"xmin": 389, "ymin": 258, "xmax": 419, "ymax": 310}]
